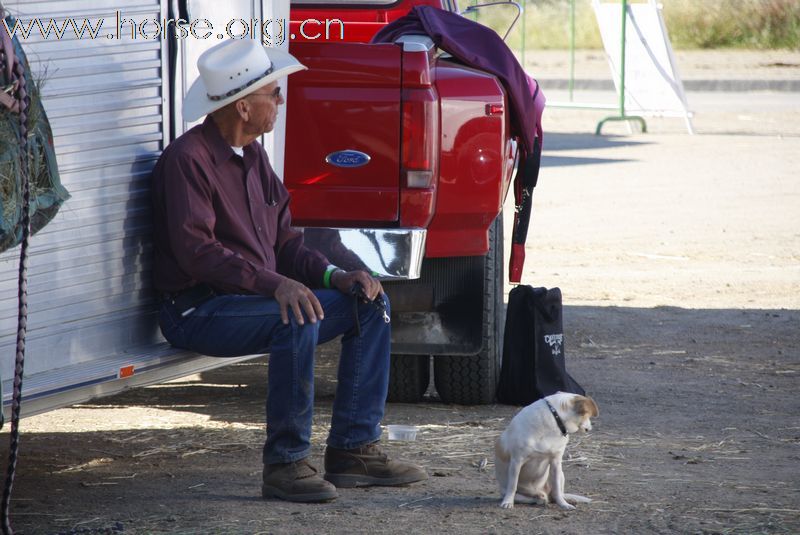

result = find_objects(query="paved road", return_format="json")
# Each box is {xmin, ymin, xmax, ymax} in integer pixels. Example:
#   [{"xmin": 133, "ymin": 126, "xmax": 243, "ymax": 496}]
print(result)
[
  {"xmin": 502, "ymin": 85, "xmax": 800, "ymax": 311},
  {"xmin": 530, "ymin": 49, "xmax": 800, "ymax": 91},
  {"xmin": 527, "ymin": 49, "xmax": 800, "ymax": 134},
  {"xmin": 540, "ymin": 88, "xmax": 800, "ymax": 136}
]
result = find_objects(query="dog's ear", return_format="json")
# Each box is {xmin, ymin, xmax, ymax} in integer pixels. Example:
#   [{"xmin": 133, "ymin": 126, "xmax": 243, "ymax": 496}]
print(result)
[{"xmin": 572, "ymin": 396, "xmax": 599, "ymax": 418}]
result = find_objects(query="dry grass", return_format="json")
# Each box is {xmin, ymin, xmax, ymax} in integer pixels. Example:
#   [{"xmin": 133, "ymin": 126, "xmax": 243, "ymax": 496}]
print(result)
[{"xmin": 665, "ymin": 0, "xmax": 800, "ymax": 49}]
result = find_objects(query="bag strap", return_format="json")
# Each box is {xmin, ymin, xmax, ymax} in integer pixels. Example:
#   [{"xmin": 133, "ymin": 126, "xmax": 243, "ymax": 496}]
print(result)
[{"xmin": 509, "ymin": 136, "xmax": 542, "ymax": 284}]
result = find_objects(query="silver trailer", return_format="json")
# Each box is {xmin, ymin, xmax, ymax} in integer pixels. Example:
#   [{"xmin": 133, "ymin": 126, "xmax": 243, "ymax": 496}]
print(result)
[
  {"xmin": 1, "ymin": 0, "xmax": 424, "ymax": 419},
  {"xmin": 0, "ymin": 0, "xmax": 286, "ymax": 418}
]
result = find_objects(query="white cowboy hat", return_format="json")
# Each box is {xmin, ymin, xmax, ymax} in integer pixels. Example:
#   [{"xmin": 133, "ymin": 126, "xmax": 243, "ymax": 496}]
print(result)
[{"xmin": 183, "ymin": 39, "xmax": 307, "ymax": 122}]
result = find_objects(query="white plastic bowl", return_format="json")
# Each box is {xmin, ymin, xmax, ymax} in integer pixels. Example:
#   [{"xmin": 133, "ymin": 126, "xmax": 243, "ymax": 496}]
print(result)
[{"xmin": 387, "ymin": 424, "xmax": 418, "ymax": 441}]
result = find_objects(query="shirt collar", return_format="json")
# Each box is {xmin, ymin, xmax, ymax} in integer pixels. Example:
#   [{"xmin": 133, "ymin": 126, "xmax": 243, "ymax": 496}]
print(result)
[
  {"xmin": 201, "ymin": 116, "xmax": 237, "ymax": 166},
  {"xmin": 201, "ymin": 116, "xmax": 262, "ymax": 172}
]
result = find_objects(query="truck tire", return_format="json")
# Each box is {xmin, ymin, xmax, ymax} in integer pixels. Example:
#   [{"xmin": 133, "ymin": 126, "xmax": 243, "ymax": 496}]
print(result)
[
  {"xmin": 433, "ymin": 213, "xmax": 504, "ymax": 405},
  {"xmin": 387, "ymin": 354, "xmax": 430, "ymax": 403}
]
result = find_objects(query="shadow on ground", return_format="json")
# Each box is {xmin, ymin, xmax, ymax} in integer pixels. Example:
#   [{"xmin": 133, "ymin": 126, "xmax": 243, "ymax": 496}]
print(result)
[
  {"xmin": 81, "ymin": 306, "xmax": 798, "ymax": 428},
  {"xmin": 540, "ymin": 132, "xmax": 649, "ymax": 167},
  {"xmin": 3, "ymin": 305, "xmax": 798, "ymax": 534}
]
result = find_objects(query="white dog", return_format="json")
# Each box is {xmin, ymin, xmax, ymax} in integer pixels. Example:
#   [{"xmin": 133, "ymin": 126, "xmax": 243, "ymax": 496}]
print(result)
[{"xmin": 495, "ymin": 392, "xmax": 599, "ymax": 509}]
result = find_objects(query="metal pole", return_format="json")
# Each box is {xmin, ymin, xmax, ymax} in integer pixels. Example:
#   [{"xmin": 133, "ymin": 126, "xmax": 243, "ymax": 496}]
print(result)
[
  {"xmin": 618, "ymin": 0, "xmax": 627, "ymax": 116},
  {"xmin": 568, "ymin": 0, "xmax": 575, "ymax": 101},
  {"xmin": 595, "ymin": 0, "xmax": 647, "ymax": 134}
]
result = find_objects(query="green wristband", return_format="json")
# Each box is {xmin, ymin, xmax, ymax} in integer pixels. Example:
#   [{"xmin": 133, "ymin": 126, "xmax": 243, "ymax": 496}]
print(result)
[{"xmin": 323, "ymin": 265, "xmax": 339, "ymax": 289}]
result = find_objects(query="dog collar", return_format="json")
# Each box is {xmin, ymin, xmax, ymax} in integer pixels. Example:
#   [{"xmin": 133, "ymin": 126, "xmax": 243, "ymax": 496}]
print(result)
[{"xmin": 545, "ymin": 399, "xmax": 568, "ymax": 437}]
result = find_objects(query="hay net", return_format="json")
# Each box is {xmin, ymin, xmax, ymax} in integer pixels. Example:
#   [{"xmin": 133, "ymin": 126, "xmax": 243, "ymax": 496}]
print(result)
[{"xmin": 0, "ymin": 12, "xmax": 69, "ymax": 255}]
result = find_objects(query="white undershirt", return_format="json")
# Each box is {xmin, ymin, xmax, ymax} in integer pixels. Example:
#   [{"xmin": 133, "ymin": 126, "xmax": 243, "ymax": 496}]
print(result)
[{"xmin": 231, "ymin": 146, "xmax": 244, "ymax": 157}]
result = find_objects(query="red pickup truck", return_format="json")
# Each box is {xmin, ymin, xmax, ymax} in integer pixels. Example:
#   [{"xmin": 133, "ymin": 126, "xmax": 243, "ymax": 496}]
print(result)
[{"xmin": 285, "ymin": 0, "xmax": 519, "ymax": 404}]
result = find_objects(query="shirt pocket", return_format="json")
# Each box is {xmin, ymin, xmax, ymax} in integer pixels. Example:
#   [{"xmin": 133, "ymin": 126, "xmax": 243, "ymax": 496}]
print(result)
[{"xmin": 253, "ymin": 197, "xmax": 281, "ymax": 253}]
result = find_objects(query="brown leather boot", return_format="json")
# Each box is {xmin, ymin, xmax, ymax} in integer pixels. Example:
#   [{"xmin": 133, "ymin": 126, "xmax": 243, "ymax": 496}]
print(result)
[
  {"xmin": 262, "ymin": 459, "xmax": 338, "ymax": 503},
  {"xmin": 323, "ymin": 443, "xmax": 428, "ymax": 488}
]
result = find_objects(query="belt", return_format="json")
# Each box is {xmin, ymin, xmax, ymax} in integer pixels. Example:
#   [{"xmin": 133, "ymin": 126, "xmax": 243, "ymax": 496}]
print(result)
[{"xmin": 163, "ymin": 284, "xmax": 216, "ymax": 317}]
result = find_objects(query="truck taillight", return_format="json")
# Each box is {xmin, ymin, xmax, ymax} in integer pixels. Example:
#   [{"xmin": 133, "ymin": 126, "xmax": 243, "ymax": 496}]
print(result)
[
  {"xmin": 402, "ymin": 89, "xmax": 438, "ymax": 187},
  {"xmin": 400, "ymin": 87, "xmax": 439, "ymax": 227}
]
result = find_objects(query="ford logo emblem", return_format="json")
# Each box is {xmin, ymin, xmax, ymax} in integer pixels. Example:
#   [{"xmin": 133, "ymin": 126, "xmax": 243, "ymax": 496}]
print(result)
[{"xmin": 325, "ymin": 150, "xmax": 371, "ymax": 168}]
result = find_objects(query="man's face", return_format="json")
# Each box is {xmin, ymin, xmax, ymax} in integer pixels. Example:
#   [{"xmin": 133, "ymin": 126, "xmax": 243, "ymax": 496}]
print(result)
[{"xmin": 242, "ymin": 81, "xmax": 284, "ymax": 135}]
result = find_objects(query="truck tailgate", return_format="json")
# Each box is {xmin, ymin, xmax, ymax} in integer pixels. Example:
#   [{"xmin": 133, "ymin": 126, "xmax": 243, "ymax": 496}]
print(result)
[{"xmin": 285, "ymin": 42, "xmax": 402, "ymax": 226}]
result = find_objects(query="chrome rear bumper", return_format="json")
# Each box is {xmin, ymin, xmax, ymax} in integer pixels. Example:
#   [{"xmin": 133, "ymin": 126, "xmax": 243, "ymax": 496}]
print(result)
[{"xmin": 301, "ymin": 227, "xmax": 426, "ymax": 280}]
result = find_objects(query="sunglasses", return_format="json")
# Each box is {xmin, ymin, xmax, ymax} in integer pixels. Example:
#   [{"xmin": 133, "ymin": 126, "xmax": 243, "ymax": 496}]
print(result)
[{"xmin": 250, "ymin": 86, "xmax": 282, "ymax": 101}]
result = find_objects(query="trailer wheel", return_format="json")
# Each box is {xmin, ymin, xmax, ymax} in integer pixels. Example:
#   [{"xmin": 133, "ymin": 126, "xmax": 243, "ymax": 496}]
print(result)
[
  {"xmin": 387, "ymin": 354, "xmax": 430, "ymax": 403},
  {"xmin": 434, "ymin": 213, "xmax": 504, "ymax": 405}
]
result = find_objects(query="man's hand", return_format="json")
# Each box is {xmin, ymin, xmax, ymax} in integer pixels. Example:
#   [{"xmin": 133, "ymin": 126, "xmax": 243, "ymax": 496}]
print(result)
[
  {"xmin": 274, "ymin": 278, "xmax": 324, "ymax": 325},
  {"xmin": 331, "ymin": 270, "xmax": 383, "ymax": 301}
]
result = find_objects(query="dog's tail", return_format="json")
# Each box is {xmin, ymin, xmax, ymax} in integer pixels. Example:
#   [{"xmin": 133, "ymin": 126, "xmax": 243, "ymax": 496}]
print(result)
[{"xmin": 563, "ymin": 493, "xmax": 592, "ymax": 504}]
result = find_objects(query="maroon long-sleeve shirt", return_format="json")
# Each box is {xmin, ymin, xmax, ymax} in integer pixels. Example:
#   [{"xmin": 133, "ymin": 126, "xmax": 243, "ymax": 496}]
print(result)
[{"xmin": 151, "ymin": 116, "xmax": 329, "ymax": 296}]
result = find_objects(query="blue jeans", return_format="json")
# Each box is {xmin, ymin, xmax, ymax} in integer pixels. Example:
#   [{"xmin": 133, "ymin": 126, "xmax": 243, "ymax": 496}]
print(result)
[{"xmin": 158, "ymin": 289, "xmax": 391, "ymax": 465}]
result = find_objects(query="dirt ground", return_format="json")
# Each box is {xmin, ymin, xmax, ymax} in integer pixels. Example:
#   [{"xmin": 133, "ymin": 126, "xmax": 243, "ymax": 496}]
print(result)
[{"xmin": 3, "ymin": 53, "xmax": 800, "ymax": 534}]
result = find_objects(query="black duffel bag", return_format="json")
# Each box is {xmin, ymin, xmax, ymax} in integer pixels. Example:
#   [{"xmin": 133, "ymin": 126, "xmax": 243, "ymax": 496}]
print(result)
[{"xmin": 497, "ymin": 286, "xmax": 585, "ymax": 405}]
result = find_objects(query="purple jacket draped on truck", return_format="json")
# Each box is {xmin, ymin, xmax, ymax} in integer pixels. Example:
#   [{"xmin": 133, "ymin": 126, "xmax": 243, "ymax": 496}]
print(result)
[{"xmin": 372, "ymin": 6, "xmax": 546, "ymax": 283}]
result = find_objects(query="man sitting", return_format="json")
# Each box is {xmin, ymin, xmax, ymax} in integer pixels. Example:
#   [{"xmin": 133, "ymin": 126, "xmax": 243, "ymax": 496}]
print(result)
[{"xmin": 151, "ymin": 39, "xmax": 427, "ymax": 503}]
